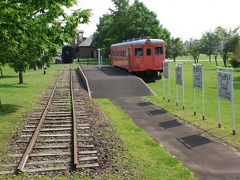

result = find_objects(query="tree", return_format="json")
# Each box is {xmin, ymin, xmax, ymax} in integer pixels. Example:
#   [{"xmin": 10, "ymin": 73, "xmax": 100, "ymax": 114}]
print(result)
[
  {"xmin": 188, "ymin": 39, "xmax": 202, "ymax": 63},
  {"xmin": 214, "ymin": 26, "xmax": 240, "ymax": 67},
  {"xmin": 229, "ymin": 42, "xmax": 240, "ymax": 67},
  {"xmin": 169, "ymin": 37, "xmax": 185, "ymax": 62},
  {"xmin": 93, "ymin": 14, "xmax": 115, "ymax": 56},
  {"xmin": 0, "ymin": 0, "xmax": 91, "ymax": 83},
  {"xmin": 200, "ymin": 31, "xmax": 218, "ymax": 63},
  {"xmin": 93, "ymin": 0, "xmax": 171, "ymax": 56}
]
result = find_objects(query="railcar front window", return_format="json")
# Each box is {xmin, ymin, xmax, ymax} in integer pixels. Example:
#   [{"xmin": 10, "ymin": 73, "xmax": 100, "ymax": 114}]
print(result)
[
  {"xmin": 155, "ymin": 47, "xmax": 163, "ymax": 55},
  {"xmin": 135, "ymin": 48, "xmax": 143, "ymax": 56},
  {"xmin": 146, "ymin": 48, "xmax": 151, "ymax": 56}
]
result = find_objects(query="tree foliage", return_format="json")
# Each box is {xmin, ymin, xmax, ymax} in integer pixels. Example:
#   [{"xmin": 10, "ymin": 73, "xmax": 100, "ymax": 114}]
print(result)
[
  {"xmin": 93, "ymin": 0, "xmax": 171, "ymax": 56},
  {"xmin": 200, "ymin": 31, "xmax": 219, "ymax": 63},
  {"xmin": 169, "ymin": 38, "xmax": 185, "ymax": 62},
  {"xmin": 214, "ymin": 26, "xmax": 240, "ymax": 67},
  {"xmin": 0, "ymin": 0, "xmax": 91, "ymax": 83},
  {"xmin": 188, "ymin": 40, "xmax": 202, "ymax": 63}
]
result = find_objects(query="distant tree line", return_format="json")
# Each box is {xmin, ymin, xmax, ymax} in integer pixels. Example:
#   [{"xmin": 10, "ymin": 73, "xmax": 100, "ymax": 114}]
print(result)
[
  {"xmin": 169, "ymin": 27, "xmax": 240, "ymax": 67},
  {"xmin": 93, "ymin": 0, "xmax": 240, "ymax": 68}
]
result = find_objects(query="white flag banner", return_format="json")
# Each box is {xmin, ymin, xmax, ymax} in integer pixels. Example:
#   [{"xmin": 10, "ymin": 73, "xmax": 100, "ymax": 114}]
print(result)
[
  {"xmin": 217, "ymin": 71, "xmax": 232, "ymax": 101},
  {"xmin": 176, "ymin": 65, "xmax": 182, "ymax": 85},
  {"xmin": 163, "ymin": 61, "xmax": 169, "ymax": 78},
  {"xmin": 193, "ymin": 65, "xmax": 202, "ymax": 89}
]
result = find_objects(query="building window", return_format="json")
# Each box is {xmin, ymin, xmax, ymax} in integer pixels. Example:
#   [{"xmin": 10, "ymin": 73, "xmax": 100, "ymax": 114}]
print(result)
[
  {"xmin": 135, "ymin": 48, "xmax": 143, "ymax": 56},
  {"xmin": 146, "ymin": 48, "xmax": 151, "ymax": 56},
  {"xmin": 155, "ymin": 47, "xmax": 163, "ymax": 55}
]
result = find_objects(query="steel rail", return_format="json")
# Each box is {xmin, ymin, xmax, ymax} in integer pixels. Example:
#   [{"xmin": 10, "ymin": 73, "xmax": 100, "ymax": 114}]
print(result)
[
  {"xmin": 16, "ymin": 71, "xmax": 63, "ymax": 172},
  {"xmin": 70, "ymin": 67, "xmax": 79, "ymax": 168}
]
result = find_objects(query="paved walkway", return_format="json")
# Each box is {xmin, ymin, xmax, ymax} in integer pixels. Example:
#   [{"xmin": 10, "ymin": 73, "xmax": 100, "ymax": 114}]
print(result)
[
  {"xmin": 112, "ymin": 97, "xmax": 240, "ymax": 180},
  {"xmin": 81, "ymin": 65, "xmax": 153, "ymax": 98},
  {"xmin": 81, "ymin": 65, "xmax": 240, "ymax": 179}
]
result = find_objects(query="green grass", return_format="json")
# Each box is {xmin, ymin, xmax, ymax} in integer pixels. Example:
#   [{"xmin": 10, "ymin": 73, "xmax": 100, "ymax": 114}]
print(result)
[
  {"xmin": 96, "ymin": 99, "xmax": 195, "ymax": 180},
  {"xmin": 174, "ymin": 54, "xmax": 223, "ymax": 62},
  {"xmin": 0, "ymin": 64, "xmax": 62, "ymax": 155},
  {"xmin": 78, "ymin": 58, "xmax": 110, "ymax": 65},
  {"xmin": 145, "ymin": 61, "xmax": 240, "ymax": 149}
]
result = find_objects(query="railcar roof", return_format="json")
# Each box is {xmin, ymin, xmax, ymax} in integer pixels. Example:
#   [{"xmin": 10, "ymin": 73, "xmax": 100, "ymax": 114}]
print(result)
[{"xmin": 111, "ymin": 39, "xmax": 164, "ymax": 48}]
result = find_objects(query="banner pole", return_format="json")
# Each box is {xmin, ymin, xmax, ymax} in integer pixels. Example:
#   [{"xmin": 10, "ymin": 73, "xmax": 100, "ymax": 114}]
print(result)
[
  {"xmin": 98, "ymin": 49, "xmax": 101, "ymax": 69},
  {"xmin": 231, "ymin": 68, "xmax": 236, "ymax": 135},
  {"xmin": 216, "ymin": 67, "xmax": 221, "ymax": 128},
  {"xmin": 176, "ymin": 84, "xmax": 178, "ymax": 106},
  {"xmin": 202, "ymin": 65, "xmax": 205, "ymax": 120},
  {"xmin": 194, "ymin": 87, "xmax": 196, "ymax": 115},
  {"xmin": 163, "ymin": 75, "xmax": 166, "ymax": 100},
  {"xmin": 168, "ymin": 64, "xmax": 170, "ymax": 102},
  {"xmin": 182, "ymin": 64, "xmax": 184, "ymax": 110}
]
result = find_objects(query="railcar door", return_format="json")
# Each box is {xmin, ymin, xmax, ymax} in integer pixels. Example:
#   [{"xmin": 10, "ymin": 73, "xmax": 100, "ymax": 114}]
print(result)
[
  {"xmin": 144, "ymin": 45, "xmax": 154, "ymax": 70},
  {"xmin": 133, "ymin": 46, "xmax": 144, "ymax": 71}
]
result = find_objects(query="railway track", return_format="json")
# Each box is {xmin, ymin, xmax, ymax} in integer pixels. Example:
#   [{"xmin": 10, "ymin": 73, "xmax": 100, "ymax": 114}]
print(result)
[{"xmin": 0, "ymin": 65, "xmax": 99, "ymax": 175}]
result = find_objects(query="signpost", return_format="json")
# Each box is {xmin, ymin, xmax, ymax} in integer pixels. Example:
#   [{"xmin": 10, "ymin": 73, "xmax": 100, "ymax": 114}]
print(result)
[
  {"xmin": 216, "ymin": 67, "xmax": 235, "ymax": 135},
  {"xmin": 193, "ymin": 64, "xmax": 205, "ymax": 120},
  {"xmin": 97, "ymin": 49, "xmax": 101, "ymax": 69},
  {"xmin": 163, "ymin": 61, "xmax": 170, "ymax": 102},
  {"xmin": 175, "ymin": 63, "xmax": 184, "ymax": 109}
]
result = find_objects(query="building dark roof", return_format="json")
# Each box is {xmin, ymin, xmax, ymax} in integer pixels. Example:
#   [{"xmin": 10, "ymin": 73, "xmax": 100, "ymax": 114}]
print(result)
[{"xmin": 78, "ymin": 35, "xmax": 93, "ymax": 47}]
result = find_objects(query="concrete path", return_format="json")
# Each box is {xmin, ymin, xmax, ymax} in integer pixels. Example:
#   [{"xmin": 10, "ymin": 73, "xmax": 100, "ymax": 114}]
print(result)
[
  {"xmin": 112, "ymin": 97, "xmax": 240, "ymax": 180},
  {"xmin": 81, "ymin": 65, "xmax": 153, "ymax": 98},
  {"xmin": 81, "ymin": 65, "xmax": 240, "ymax": 179}
]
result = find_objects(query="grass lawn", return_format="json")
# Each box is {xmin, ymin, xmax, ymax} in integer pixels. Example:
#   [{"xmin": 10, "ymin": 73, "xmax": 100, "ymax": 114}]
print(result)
[
  {"xmin": 145, "ymin": 61, "xmax": 240, "ymax": 150},
  {"xmin": 78, "ymin": 58, "xmax": 110, "ymax": 65},
  {"xmin": 174, "ymin": 54, "xmax": 223, "ymax": 62},
  {"xmin": 96, "ymin": 99, "xmax": 195, "ymax": 180},
  {"xmin": 0, "ymin": 64, "xmax": 62, "ymax": 155}
]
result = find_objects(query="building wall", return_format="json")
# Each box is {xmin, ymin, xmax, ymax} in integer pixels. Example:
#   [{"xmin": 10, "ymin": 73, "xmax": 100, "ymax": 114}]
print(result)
[{"xmin": 76, "ymin": 47, "xmax": 95, "ymax": 58}]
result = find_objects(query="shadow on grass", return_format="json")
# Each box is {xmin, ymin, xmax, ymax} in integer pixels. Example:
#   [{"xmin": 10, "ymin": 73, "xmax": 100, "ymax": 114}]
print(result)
[
  {"xmin": 0, "ymin": 75, "xmax": 18, "ymax": 79},
  {"xmin": 0, "ymin": 83, "xmax": 26, "ymax": 88},
  {"xmin": 0, "ymin": 104, "xmax": 21, "ymax": 116}
]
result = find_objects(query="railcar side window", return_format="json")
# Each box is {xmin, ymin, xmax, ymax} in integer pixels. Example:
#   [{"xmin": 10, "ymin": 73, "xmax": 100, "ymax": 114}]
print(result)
[
  {"xmin": 146, "ymin": 48, "xmax": 151, "ymax": 56},
  {"xmin": 135, "ymin": 48, "xmax": 143, "ymax": 56},
  {"xmin": 155, "ymin": 47, "xmax": 163, "ymax": 55}
]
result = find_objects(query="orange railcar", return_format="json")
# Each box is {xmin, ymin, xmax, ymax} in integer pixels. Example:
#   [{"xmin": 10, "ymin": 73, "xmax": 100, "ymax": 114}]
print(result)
[{"xmin": 110, "ymin": 39, "xmax": 165, "ymax": 76}]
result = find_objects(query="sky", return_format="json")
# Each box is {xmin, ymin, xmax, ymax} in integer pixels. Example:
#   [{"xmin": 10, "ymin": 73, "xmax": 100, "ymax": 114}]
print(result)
[{"xmin": 76, "ymin": 0, "xmax": 240, "ymax": 41}]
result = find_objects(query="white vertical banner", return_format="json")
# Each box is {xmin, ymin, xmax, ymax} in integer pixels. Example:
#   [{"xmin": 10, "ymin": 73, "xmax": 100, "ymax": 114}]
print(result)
[
  {"xmin": 175, "ymin": 63, "xmax": 184, "ymax": 109},
  {"xmin": 98, "ymin": 49, "xmax": 101, "ymax": 69},
  {"xmin": 163, "ymin": 61, "xmax": 170, "ymax": 101},
  {"xmin": 216, "ymin": 67, "xmax": 235, "ymax": 135},
  {"xmin": 192, "ymin": 64, "xmax": 205, "ymax": 120}
]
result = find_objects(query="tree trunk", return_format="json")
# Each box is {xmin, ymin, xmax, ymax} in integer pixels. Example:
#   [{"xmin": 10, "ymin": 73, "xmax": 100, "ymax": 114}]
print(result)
[
  {"xmin": 223, "ymin": 54, "xmax": 227, "ymax": 67},
  {"xmin": 0, "ymin": 67, "xmax": 3, "ymax": 77},
  {"xmin": 194, "ymin": 58, "xmax": 196, "ymax": 64},
  {"xmin": 19, "ymin": 71, "xmax": 23, "ymax": 84},
  {"xmin": 173, "ymin": 57, "xmax": 176, "ymax": 62},
  {"xmin": 214, "ymin": 55, "xmax": 218, "ymax": 66},
  {"xmin": 223, "ymin": 59, "xmax": 227, "ymax": 67},
  {"xmin": 209, "ymin": 55, "xmax": 212, "ymax": 62}
]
